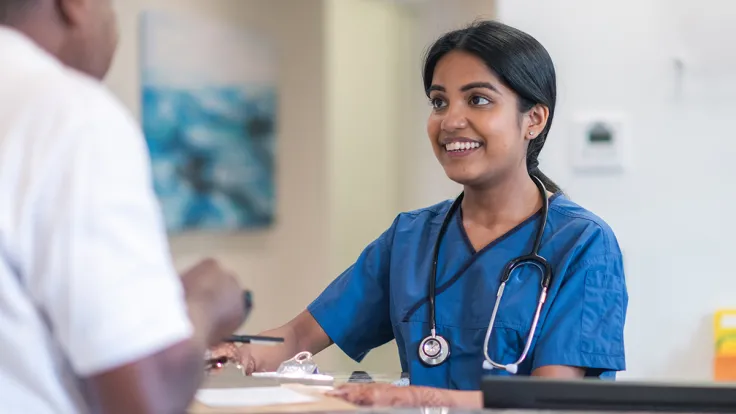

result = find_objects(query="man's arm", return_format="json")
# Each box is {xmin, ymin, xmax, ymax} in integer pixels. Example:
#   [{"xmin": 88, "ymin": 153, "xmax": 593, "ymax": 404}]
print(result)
[
  {"xmin": 29, "ymin": 92, "xmax": 245, "ymax": 413},
  {"xmin": 83, "ymin": 260, "xmax": 245, "ymax": 414},
  {"xmin": 83, "ymin": 340, "xmax": 205, "ymax": 414}
]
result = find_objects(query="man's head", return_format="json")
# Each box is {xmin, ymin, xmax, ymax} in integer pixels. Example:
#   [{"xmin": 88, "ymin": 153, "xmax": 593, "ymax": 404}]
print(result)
[{"xmin": 0, "ymin": 0, "xmax": 119, "ymax": 80}]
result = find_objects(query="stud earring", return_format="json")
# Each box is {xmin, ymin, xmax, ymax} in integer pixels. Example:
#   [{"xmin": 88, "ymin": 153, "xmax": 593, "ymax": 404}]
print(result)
[{"xmin": 529, "ymin": 131, "xmax": 535, "ymax": 136}]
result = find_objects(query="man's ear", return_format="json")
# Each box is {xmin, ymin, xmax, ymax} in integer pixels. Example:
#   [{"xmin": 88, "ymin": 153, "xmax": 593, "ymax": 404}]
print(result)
[{"xmin": 55, "ymin": 0, "xmax": 88, "ymax": 26}]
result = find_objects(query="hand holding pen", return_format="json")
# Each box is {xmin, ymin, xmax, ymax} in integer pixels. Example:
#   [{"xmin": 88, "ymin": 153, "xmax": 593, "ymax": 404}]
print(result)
[
  {"xmin": 204, "ymin": 289, "xmax": 285, "ymax": 372},
  {"xmin": 205, "ymin": 334, "xmax": 284, "ymax": 371}
]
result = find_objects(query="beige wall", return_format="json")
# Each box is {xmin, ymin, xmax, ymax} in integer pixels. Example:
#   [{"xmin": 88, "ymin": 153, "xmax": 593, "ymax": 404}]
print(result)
[
  {"xmin": 104, "ymin": 0, "xmax": 495, "ymax": 375},
  {"xmin": 106, "ymin": 0, "xmax": 330, "ymax": 336},
  {"xmin": 323, "ymin": 0, "xmax": 408, "ymax": 373}
]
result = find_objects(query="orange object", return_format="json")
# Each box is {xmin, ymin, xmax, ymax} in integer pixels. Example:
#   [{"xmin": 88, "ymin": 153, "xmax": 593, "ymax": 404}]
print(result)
[
  {"xmin": 715, "ymin": 355, "xmax": 736, "ymax": 381},
  {"xmin": 714, "ymin": 310, "xmax": 736, "ymax": 381}
]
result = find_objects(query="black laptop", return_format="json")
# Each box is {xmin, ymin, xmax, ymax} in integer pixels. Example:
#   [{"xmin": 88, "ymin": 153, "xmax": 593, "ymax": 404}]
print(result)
[{"xmin": 481, "ymin": 376, "xmax": 736, "ymax": 412}]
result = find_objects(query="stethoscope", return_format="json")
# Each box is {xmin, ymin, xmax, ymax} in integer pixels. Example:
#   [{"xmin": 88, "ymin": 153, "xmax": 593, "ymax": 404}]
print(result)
[{"xmin": 417, "ymin": 175, "xmax": 552, "ymax": 374}]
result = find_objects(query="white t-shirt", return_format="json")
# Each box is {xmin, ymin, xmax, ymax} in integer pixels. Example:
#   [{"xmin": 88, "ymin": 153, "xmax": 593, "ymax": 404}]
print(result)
[{"xmin": 0, "ymin": 27, "xmax": 194, "ymax": 413}]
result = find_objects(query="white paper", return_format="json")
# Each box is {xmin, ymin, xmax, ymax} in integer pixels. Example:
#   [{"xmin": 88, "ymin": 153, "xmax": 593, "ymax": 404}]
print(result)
[
  {"xmin": 195, "ymin": 386, "xmax": 317, "ymax": 407},
  {"xmin": 251, "ymin": 371, "xmax": 334, "ymax": 382}
]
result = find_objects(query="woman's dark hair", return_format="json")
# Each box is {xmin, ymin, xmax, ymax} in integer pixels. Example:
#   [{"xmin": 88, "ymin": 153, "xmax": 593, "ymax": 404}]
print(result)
[{"xmin": 423, "ymin": 20, "xmax": 561, "ymax": 194}]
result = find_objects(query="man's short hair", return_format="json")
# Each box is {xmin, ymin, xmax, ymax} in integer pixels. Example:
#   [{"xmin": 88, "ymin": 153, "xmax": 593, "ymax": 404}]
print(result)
[{"xmin": 0, "ymin": 0, "xmax": 36, "ymax": 24}]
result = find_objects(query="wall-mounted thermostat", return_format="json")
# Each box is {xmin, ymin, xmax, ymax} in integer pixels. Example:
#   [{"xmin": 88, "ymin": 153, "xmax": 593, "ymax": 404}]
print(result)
[{"xmin": 570, "ymin": 112, "xmax": 630, "ymax": 173}]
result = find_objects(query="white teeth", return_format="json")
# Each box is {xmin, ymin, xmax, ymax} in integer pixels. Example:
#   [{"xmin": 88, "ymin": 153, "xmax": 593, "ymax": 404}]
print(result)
[{"xmin": 444, "ymin": 141, "xmax": 480, "ymax": 152}]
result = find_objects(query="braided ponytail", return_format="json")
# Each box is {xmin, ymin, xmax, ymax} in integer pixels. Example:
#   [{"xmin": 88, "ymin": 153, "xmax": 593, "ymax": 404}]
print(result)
[{"xmin": 526, "ymin": 128, "xmax": 561, "ymax": 193}]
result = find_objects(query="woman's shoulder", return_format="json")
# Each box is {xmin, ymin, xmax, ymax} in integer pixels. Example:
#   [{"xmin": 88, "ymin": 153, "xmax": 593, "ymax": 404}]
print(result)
[
  {"xmin": 368, "ymin": 200, "xmax": 454, "ymax": 250},
  {"xmin": 402, "ymin": 198, "xmax": 455, "ymax": 217},
  {"xmin": 547, "ymin": 193, "xmax": 622, "ymax": 257},
  {"xmin": 391, "ymin": 198, "xmax": 455, "ymax": 230}
]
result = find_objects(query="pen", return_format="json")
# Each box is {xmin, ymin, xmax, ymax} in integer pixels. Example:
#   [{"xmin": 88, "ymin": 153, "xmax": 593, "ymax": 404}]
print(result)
[{"xmin": 224, "ymin": 334, "xmax": 285, "ymax": 345}]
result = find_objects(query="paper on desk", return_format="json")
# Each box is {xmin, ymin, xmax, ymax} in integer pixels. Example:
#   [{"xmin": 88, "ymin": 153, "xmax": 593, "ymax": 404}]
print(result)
[{"xmin": 195, "ymin": 386, "xmax": 317, "ymax": 408}]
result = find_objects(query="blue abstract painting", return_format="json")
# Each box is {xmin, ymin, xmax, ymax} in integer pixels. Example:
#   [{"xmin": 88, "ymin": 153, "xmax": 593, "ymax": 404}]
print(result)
[{"xmin": 139, "ymin": 11, "xmax": 276, "ymax": 232}]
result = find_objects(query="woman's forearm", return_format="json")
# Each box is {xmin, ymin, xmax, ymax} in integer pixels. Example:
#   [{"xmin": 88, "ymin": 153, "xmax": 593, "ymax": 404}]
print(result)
[
  {"xmin": 251, "ymin": 310, "xmax": 333, "ymax": 372},
  {"xmin": 248, "ymin": 325, "xmax": 301, "ymax": 372},
  {"xmin": 327, "ymin": 384, "xmax": 483, "ymax": 408},
  {"xmin": 447, "ymin": 390, "xmax": 483, "ymax": 409},
  {"xmin": 409, "ymin": 388, "xmax": 483, "ymax": 408}
]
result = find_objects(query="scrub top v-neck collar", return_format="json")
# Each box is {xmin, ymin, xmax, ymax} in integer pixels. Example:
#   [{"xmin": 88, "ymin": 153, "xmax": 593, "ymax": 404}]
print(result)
[
  {"xmin": 402, "ymin": 192, "xmax": 563, "ymax": 322},
  {"xmin": 456, "ymin": 192, "xmax": 563, "ymax": 255}
]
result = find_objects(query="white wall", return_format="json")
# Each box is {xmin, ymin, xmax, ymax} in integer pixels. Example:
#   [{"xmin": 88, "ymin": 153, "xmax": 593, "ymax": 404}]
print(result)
[
  {"xmin": 106, "ymin": 0, "xmax": 330, "ymax": 335},
  {"xmin": 496, "ymin": 0, "xmax": 736, "ymax": 381}
]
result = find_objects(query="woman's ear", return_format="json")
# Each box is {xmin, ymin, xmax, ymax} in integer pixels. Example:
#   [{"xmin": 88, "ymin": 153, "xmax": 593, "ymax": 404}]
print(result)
[{"xmin": 525, "ymin": 104, "xmax": 550, "ymax": 140}]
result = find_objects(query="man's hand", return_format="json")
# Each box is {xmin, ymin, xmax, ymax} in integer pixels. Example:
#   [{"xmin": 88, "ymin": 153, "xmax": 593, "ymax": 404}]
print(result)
[{"xmin": 181, "ymin": 259, "xmax": 246, "ymax": 346}]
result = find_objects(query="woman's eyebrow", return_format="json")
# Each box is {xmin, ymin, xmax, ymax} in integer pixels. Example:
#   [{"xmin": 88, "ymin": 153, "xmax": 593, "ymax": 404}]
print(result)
[{"xmin": 427, "ymin": 82, "xmax": 501, "ymax": 94}]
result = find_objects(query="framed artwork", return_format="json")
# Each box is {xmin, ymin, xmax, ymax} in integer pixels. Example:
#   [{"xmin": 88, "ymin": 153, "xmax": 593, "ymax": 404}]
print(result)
[{"xmin": 139, "ymin": 10, "xmax": 277, "ymax": 232}]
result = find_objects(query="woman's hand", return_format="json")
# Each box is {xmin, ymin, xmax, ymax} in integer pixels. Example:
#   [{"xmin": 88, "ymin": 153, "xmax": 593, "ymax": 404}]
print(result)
[
  {"xmin": 326, "ymin": 383, "xmax": 456, "ymax": 407},
  {"xmin": 207, "ymin": 342, "xmax": 257, "ymax": 375}
]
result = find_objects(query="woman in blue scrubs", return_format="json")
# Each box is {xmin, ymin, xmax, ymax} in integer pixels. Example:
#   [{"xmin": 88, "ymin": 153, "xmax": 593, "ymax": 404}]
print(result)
[{"xmin": 211, "ymin": 19, "xmax": 628, "ymax": 408}]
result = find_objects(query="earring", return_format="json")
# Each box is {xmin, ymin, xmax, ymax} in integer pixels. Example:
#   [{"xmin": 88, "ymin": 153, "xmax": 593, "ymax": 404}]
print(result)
[{"xmin": 529, "ymin": 131, "xmax": 535, "ymax": 136}]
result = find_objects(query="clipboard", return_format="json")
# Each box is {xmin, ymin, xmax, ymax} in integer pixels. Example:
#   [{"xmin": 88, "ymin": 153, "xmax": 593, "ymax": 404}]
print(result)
[{"xmin": 188, "ymin": 384, "xmax": 357, "ymax": 414}]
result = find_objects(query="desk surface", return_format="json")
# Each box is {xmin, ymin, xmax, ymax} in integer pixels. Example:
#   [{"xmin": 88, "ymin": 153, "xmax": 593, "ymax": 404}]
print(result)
[
  {"xmin": 189, "ymin": 367, "xmax": 359, "ymax": 414},
  {"xmin": 190, "ymin": 368, "xmax": 703, "ymax": 414}
]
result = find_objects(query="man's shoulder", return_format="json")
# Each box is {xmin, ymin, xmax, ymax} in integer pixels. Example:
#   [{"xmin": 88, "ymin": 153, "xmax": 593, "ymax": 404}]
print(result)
[
  {"xmin": 2, "ymin": 55, "xmax": 134, "ymax": 138},
  {"xmin": 39, "ymin": 67, "xmax": 133, "ymax": 128},
  {"xmin": 0, "ymin": 29, "xmax": 135, "ymax": 140},
  {"xmin": 0, "ymin": 58, "xmax": 145, "ymax": 187}
]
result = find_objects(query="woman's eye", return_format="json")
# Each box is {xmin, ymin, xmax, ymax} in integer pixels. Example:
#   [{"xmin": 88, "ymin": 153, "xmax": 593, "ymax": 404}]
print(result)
[
  {"xmin": 470, "ymin": 96, "xmax": 490, "ymax": 105},
  {"xmin": 430, "ymin": 98, "xmax": 446, "ymax": 109}
]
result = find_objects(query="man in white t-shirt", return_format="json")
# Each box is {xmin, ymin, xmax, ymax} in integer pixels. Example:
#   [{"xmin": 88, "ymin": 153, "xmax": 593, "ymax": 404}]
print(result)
[{"xmin": 0, "ymin": 0, "xmax": 249, "ymax": 413}]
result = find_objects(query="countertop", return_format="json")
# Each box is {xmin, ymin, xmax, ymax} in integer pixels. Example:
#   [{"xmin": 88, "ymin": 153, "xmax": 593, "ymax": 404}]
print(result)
[{"xmin": 188, "ymin": 367, "xmax": 719, "ymax": 414}]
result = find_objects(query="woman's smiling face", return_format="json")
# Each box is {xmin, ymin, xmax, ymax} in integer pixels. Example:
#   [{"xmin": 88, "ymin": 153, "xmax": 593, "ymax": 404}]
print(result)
[{"xmin": 426, "ymin": 50, "xmax": 538, "ymax": 188}]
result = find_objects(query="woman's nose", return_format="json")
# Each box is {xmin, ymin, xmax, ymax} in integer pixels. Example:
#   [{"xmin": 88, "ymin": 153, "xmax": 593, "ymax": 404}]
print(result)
[{"xmin": 441, "ymin": 106, "xmax": 468, "ymax": 132}]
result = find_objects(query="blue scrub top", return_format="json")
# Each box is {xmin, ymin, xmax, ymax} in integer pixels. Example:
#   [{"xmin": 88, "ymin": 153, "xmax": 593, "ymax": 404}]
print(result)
[{"xmin": 308, "ymin": 193, "xmax": 628, "ymax": 390}]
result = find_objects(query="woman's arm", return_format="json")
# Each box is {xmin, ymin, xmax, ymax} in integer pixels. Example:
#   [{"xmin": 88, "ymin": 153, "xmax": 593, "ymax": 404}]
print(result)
[
  {"xmin": 329, "ymin": 366, "xmax": 584, "ymax": 409},
  {"xmin": 210, "ymin": 310, "xmax": 333, "ymax": 373},
  {"xmin": 327, "ymin": 384, "xmax": 483, "ymax": 409},
  {"xmin": 251, "ymin": 310, "xmax": 334, "ymax": 372},
  {"xmin": 460, "ymin": 365, "xmax": 584, "ymax": 407},
  {"xmin": 532, "ymin": 365, "xmax": 585, "ymax": 378}
]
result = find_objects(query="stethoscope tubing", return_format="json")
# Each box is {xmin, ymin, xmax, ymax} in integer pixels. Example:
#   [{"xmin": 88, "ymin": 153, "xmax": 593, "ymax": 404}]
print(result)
[{"xmin": 421, "ymin": 175, "xmax": 552, "ymax": 372}]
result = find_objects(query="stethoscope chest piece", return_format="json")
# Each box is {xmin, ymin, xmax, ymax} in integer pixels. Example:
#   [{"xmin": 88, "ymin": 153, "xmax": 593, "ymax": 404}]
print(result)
[{"xmin": 418, "ymin": 332, "xmax": 450, "ymax": 366}]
